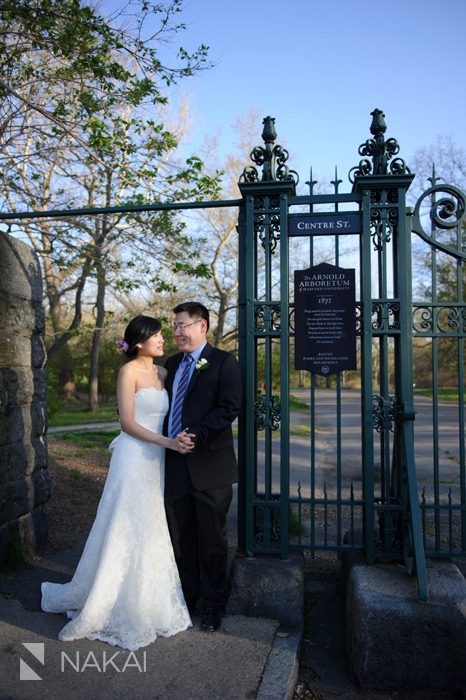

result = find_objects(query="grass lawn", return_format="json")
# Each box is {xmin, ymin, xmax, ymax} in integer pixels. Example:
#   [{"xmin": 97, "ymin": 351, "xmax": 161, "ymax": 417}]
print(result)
[
  {"xmin": 53, "ymin": 430, "xmax": 120, "ymax": 447},
  {"xmin": 414, "ymin": 388, "xmax": 464, "ymax": 402},
  {"xmin": 289, "ymin": 394, "xmax": 309, "ymax": 411},
  {"xmin": 52, "ymin": 430, "xmax": 120, "ymax": 457},
  {"xmin": 48, "ymin": 402, "xmax": 118, "ymax": 427}
]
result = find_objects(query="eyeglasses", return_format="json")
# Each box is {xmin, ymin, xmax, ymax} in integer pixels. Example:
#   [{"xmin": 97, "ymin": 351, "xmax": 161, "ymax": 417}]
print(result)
[{"xmin": 172, "ymin": 320, "xmax": 202, "ymax": 333}]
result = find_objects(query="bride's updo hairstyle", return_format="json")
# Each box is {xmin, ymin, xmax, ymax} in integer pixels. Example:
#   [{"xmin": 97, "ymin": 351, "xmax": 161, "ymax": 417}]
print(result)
[{"xmin": 122, "ymin": 315, "xmax": 162, "ymax": 359}]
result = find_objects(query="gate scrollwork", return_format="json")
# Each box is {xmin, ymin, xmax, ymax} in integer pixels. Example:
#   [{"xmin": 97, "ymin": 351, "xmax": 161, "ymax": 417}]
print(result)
[{"xmin": 412, "ymin": 184, "xmax": 466, "ymax": 262}]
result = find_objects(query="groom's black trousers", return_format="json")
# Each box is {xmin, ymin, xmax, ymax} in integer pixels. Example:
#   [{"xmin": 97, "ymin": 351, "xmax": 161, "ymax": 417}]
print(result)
[{"xmin": 165, "ymin": 477, "xmax": 233, "ymax": 612}]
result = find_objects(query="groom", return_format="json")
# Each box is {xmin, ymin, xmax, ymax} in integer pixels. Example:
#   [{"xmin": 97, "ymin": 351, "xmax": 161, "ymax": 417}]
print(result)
[{"xmin": 164, "ymin": 301, "xmax": 242, "ymax": 632}]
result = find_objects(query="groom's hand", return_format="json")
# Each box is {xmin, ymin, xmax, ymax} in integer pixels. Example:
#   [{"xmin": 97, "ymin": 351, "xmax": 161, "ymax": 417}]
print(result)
[{"xmin": 177, "ymin": 430, "xmax": 196, "ymax": 449}]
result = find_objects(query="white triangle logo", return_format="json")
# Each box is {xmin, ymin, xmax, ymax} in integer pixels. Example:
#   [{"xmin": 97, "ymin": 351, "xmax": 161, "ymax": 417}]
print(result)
[{"xmin": 20, "ymin": 643, "xmax": 44, "ymax": 681}]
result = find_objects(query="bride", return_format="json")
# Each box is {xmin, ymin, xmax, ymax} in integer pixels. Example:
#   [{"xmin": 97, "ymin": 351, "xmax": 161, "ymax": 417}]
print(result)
[{"xmin": 41, "ymin": 315, "xmax": 194, "ymax": 650}]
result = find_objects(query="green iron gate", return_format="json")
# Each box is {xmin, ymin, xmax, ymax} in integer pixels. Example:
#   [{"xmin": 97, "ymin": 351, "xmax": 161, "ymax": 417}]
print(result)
[
  {"xmin": 237, "ymin": 110, "xmax": 466, "ymax": 601},
  {"xmin": 411, "ymin": 178, "xmax": 466, "ymax": 559},
  {"xmin": 2, "ymin": 108, "xmax": 465, "ymax": 602}
]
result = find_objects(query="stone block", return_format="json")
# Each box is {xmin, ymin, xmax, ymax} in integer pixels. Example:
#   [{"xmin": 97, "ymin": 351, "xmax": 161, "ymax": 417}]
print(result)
[
  {"xmin": 33, "ymin": 305, "xmax": 46, "ymax": 334},
  {"xmin": 0, "ymin": 294, "xmax": 36, "ymax": 333},
  {"xmin": 0, "ymin": 478, "xmax": 30, "ymax": 523},
  {"xmin": 31, "ymin": 334, "xmax": 46, "ymax": 368},
  {"xmin": 32, "ymin": 504, "xmax": 48, "ymax": 549},
  {"xmin": 0, "ymin": 405, "xmax": 32, "ymax": 447},
  {"xmin": 30, "ymin": 401, "xmax": 47, "ymax": 437},
  {"xmin": 5, "ymin": 441, "xmax": 35, "ymax": 480},
  {"xmin": 0, "ymin": 367, "xmax": 34, "ymax": 405},
  {"xmin": 346, "ymin": 560, "xmax": 466, "ymax": 692},
  {"xmin": 0, "ymin": 235, "xmax": 42, "ymax": 302},
  {"xmin": 0, "ymin": 334, "xmax": 31, "ymax": 368},
  {"xmin": 0, "ymin": 367, "xmax": 17, "ymax": 400},
  {"xmin": 227, "ymin": 554, "xmax": 304, "ymax": 629},
  {"xmin": 18, "ymin": 505, "xmax": 48, "ymax": 554},
  {"xmin": 0, "ymin": 447, "xmax": 7, "ymax": 484},
  {"xmin": 0, "ymin": 233, "xmax": 49, "ymax": 561},
  {"xmin": 32, "ymin": 468, "xmax": 51, "ymax": 506},
  {"xmin": 32, "ymin": 436, "xmax": 48, "ymax": 469},
  {"xmin": 0, "ymin": 519, "xmax": 19, "ymax": 568},
  {"xmin": 32, "ymin": 371, "xmax": 47, "ymax": 402},
  {"xmin": 17, "ymin": 511, "xmax": 37, "ymax": 555}
]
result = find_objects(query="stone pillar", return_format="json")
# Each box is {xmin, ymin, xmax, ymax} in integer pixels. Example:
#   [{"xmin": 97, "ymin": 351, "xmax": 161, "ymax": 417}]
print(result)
[{"xmin": 0, "ymin": 233, "xmax": 50, "ymax": 566}]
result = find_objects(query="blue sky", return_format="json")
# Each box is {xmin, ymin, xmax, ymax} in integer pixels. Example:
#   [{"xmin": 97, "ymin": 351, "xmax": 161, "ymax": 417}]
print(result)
[{"xmin": 156, "ymin": 0, "xmax": 466, "ymax": 190}]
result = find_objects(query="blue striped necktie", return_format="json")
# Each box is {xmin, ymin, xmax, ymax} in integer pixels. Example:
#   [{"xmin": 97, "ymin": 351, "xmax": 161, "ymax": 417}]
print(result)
[{"xmin": 170, "ymin": 354, "xmax": 194, "ymax": 438}]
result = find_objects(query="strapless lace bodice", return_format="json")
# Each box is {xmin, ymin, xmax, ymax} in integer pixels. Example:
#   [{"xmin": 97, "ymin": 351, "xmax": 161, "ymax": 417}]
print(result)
[
  {"xmin": 108, "ymin": 387, "xmax": 169, "ymax": 452},
  {"xmin": 132, "ymin": 386, "xmax": 169, "ymax": 432}
]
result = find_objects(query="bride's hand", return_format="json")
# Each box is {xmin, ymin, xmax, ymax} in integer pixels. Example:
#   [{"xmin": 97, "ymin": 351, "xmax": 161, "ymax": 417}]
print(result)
[
  {"xmin": 178, "ymin": 429, "xmax": 195, "ymax": 445},
  {"xmin": 174, "ymin": 432, "xmax": 195, "ymax": 454}
]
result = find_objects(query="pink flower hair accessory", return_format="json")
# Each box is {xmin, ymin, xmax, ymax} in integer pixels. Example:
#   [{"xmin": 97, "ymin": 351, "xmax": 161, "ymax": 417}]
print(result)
[{"xmin": 116, "ymin": 338, "xmax": 129, "ymax": 352}]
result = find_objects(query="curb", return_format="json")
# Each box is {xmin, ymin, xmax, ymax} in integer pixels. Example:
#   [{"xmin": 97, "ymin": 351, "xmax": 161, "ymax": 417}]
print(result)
[{"xmin": 257, "ymin": 629, "xmax": 301, "ymax": 700}]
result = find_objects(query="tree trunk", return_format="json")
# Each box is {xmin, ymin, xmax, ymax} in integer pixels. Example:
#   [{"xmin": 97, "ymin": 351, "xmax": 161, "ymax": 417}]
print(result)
[
  {"xmin": 213, "ymin": 291, "xmax": 228, "ymax": 347},
  {"xmin": 88, "ymin": 256, "xmax": 106, "ymax": 412},
  {"xmin": 45, "ymin": 254, "xmax": 76, "ymax": 399},
  {"xmin": 58, "ymin": 345, "xmax": 75, "ymax": 400}
]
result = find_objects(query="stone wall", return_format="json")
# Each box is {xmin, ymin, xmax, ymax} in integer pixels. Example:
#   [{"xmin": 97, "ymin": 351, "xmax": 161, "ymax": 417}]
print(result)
[{"xmin": 0, "ymin": 233, "xmax": 50, "ymax": 566}]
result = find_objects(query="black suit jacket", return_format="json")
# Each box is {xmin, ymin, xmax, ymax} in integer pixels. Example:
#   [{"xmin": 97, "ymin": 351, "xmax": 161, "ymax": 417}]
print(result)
[{"xmin": 164, "ymin": 343, "xmax": 242, "ymax": 497}]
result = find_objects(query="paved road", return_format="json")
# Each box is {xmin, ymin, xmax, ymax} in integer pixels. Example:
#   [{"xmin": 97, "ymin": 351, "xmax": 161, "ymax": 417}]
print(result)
[
  {"xmin": 248, "ymin": 388, "xmax": 464, "ymax": 549},
  {"xmin": 253, "ymin": 389, "xmax": 464, "ymax": 503}
]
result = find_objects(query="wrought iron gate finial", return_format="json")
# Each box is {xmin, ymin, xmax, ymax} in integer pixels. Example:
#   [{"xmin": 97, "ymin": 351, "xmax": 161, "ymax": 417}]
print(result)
[
  {"xmin": 262, "ymin": 115, "xmax": 277, "ymax": 145},
  {"xmin": 240, "ymin": 116, "xmax": 298, "ymax": 185},
  {"xmin": 349, "ymin": 108, "xmax": 410, "ymax": 182},
  {"xmin": 370, "ymin": 108, "xmax": 387, "ymax": 137}
]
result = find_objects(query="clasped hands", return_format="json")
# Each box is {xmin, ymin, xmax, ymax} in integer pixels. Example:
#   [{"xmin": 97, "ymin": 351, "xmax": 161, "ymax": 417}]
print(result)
[{"xmin": 175, "ymin": 428, "xmax": 196, "ymax": 454}]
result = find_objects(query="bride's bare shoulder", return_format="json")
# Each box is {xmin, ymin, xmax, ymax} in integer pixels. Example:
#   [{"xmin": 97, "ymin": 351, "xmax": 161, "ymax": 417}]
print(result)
[{"xmin": 118, "ymin": 361, "xmax": 137, "ymax": 379}]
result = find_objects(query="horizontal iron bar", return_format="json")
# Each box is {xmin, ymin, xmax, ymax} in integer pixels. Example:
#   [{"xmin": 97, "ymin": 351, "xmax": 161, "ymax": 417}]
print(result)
[
  {"xmin": 413, "ymin": 303, "xmax": 466, "ymax": 308},
  {"xmin": 372, "ymin": 330, "xmax": 402, "ymax": 336},
  {"xmin": 0, "ymin": 198, "xmax": 242, "ymax": 221},
  {"xmin": 252, "ymin": 332, "xmax": 282, "ymax": 338},
  {"xmin": 373, "ymin": 504, "xmax": 405, "ymax": 512},
  {"xmin": 288, "ymin": 497, "xmax": 365, "ymax": 506},
  {"xmin": 289, "ymin": 194, "xmax": 362, "ymax": 205},
  {"xmin": 414, "ymin": 333, "xmax": 466, "ymax": 338},
  {"xmin": 421, "ymin": 503, "xmax": 466, "ymax": 510},
  {"xmin": 425, "ymin": 550, "xmax": 466, "ymax": 558},
  {"xmin": 290, "ymin": 543, "xmax": 365, "ymax": 552}
]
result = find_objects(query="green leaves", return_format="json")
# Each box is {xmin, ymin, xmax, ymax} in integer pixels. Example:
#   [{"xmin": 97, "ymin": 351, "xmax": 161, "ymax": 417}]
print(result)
[
  {"xmin": 172, "ymin": 261, "xmax": 212, "ymax": 279},
  {"xmin": 1, "ymin": 0, "xmax": 222, "ymax": 375}
]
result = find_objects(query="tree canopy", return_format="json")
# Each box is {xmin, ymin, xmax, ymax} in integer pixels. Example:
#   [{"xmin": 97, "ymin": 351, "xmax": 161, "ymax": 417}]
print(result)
[{"xmin": 0, "ymin": 0, "xmax": 221, "ymax": 409}]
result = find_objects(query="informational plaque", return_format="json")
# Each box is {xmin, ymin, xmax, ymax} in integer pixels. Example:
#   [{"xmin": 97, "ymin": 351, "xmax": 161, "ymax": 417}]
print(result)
[{"xmin": 294, "ymin": 262, "xmax": 356, "ymax": 375}]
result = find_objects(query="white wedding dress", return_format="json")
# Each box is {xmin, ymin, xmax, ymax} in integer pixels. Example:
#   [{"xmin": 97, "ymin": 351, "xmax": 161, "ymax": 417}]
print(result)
[{"xmin": 41, "ymin": 387, "xmax": 191, "ymax": 650}]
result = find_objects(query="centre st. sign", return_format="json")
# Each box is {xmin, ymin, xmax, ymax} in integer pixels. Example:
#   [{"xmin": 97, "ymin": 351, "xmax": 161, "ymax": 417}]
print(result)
[{"xmin": 288, "ymin": 211, "xmax": 361, "ymax": 237}]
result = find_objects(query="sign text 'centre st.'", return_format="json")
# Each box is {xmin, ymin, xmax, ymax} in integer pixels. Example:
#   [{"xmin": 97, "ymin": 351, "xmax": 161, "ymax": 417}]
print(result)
[{"xmin": 288, "ymin": 212, "xmax": 361, "ymax": 236}]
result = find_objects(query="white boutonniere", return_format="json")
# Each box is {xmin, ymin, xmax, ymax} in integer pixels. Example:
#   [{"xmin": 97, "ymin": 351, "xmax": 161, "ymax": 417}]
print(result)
[{"xmin": 195, "ymin": 358, "xmax": 209, "ymax": 373}]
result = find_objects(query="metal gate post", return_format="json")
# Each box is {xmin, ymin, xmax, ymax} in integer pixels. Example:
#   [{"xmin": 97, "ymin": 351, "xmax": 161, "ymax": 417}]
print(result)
[
  {"xmin": 237, "ymin": 117, "xmax": 297, "ymax": 557},
  {"xmin": 357, "ymin": 184, "xmax": 377, "ymax": 562},
  {"xmin": 351, "ymin": 109, "xmax": 426, "ymax": 594}
]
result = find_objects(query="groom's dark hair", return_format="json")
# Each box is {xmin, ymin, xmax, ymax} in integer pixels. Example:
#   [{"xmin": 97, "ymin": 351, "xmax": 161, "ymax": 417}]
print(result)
[{"xmin": 173, "ymin": 301, "xmax": 210, "ymax": 331}]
